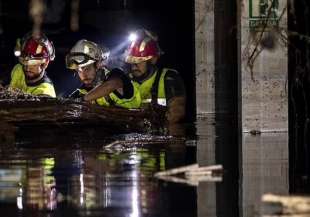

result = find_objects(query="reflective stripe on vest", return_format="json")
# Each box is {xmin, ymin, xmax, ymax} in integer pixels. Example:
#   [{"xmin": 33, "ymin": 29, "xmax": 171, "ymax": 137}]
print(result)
[
  {"xmin": 142, "ymin": 98, "xmax": 166, "ymax": 106},
  {"xmin": 9, "ymin": 64, "xmax": 56, "ymax": 98}
]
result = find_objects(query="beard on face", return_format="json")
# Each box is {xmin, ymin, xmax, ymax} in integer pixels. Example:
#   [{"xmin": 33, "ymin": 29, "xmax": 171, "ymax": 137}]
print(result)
[
  {"xmin": 131, "ymin": 62, "xmax": 156, "ymax": 83},
  {"xmin": 24, "ymin": 70, "xmax": 42, "ymax": 80},
  {"xmin": 23, "ymin": 64, "xmax": 44, "ymax": 81}
]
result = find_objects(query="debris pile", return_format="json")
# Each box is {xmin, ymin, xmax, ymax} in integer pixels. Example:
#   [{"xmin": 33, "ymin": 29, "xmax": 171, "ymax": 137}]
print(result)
[
  {"xmin": 0, "ymin": 88, "xmax": 168, "ymax": 144},
  {"xmin": 0, "ymin": 87, "xmax": 41, "ymax": 100}
]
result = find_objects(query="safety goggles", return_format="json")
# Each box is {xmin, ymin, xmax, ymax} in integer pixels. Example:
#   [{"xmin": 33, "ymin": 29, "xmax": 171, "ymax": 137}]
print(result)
[{"xmin": 66, "ymin": 52, "xmax": 96, "ymax": 70}]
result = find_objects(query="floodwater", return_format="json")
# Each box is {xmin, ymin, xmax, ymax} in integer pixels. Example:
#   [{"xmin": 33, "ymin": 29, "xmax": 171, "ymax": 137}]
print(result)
[{"xmin": 0, "ymin": 114, "xmax": 290, "ymax": 217}]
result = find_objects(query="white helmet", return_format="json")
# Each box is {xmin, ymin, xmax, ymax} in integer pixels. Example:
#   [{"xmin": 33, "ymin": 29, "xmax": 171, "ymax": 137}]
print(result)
[{"xmin": 66, "ymin": 39, "xmax": 110, "ymax": 70}]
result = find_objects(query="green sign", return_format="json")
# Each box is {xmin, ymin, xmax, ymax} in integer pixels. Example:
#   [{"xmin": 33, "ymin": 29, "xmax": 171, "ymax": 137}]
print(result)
[{"xmin": 249, "ymin": 0, "xmax": 279, "ymax": 29}]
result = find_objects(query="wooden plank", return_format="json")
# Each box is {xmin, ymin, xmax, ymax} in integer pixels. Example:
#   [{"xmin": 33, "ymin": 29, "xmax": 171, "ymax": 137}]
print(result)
[{"xmin": 263, "ymin": 194, "xmax": 310, "ymax": 215}]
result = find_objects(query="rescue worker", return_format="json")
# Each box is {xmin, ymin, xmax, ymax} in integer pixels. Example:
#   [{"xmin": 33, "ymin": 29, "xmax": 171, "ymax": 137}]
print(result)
[
  {"xmin": 9, "ymin": 32, "xmax": 56, "ymax": 97},
  {"xmin": 66, "ymin": 39, "xmax": 141, "ymax": 109},
  {"xmin": 125, "ymin": 29, "xmax": 186, "ymax": 123}
]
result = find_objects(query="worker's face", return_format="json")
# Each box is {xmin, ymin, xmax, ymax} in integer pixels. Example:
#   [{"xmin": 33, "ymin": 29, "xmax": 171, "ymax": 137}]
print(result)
[
  {"xmin": 77, "ymin": 64, "xmax": 97, "ymax": 86},
  {"xmin": 23, "ymin": 64, "xmax": 44, "ymax": 80},
  {"xmin": 131, "ymin": 61, "xmax": 148, "ymax": 77}
]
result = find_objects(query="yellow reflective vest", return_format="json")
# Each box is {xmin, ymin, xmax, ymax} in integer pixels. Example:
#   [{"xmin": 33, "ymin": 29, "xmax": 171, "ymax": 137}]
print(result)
[
  {"xmin": 132, "ymin": 68, "xmax": 174, "ymax": 106},
  {"xmin": 78, "ymin": 85, "xmax": 141, "ymax": 109},
  {"xmin": 9, "ymin": 64, "xmax": 56, "ymax": 98}
]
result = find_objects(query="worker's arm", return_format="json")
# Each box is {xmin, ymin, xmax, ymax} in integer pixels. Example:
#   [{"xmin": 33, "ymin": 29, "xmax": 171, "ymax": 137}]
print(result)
[
  {"xmin": 83, "ymin": 76, "xmax": 123, "ymax": 102},
  {"xmin": 166, "ymin": 96, "xmax": 186, "ymax": 123},
  {"xmin": 164, "ymin": 70, "xmax": 186, "ymax": 123}
]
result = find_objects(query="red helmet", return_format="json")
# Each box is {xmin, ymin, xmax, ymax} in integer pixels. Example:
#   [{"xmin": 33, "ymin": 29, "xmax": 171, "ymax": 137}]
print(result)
[
  {"xmin": 18, "ymin": 32, "xmax": 55, "ymax": 66},
  {"xmin": 125, "ymin": 30, "xmax": 161, "ymax": 64}
]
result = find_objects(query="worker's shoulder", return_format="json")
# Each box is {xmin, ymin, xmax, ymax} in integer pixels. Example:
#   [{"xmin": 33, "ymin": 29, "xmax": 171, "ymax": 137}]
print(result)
[
  {"xmin": 161, "ymin": 67, "xmax": 182, "ymax": 80},
  {"xmin": 107, "ymin": 68, "xmax": 131, "ymax": 84},
  {"xmin": 107, "ymin": 68, "xmax": 126, "ymax": 78},
  {"xmin": 162, "ymin": 67, "xmax": 178, "ymax": 74},
  {"xmin": 11, "ymin": 63, "xmax": 23, "ymax": 74},
  {"xmin": 41, "ymin": 74, "xmax": 54, "ymax": 85}
]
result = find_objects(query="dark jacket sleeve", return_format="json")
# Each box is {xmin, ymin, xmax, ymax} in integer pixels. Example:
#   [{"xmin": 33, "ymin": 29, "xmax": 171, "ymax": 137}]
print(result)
[
  {"xmin": 164, "ymin": 70, "xmax": 186, "ymax": 102},
  {"xmin": 106, "ymin": 68, "xmax": 133, "ymax": 99}
]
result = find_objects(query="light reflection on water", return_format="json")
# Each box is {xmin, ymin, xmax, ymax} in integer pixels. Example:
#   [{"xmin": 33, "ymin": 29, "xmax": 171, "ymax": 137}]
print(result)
[
  {"xmin": 0, "ymin": 114, "xmax": 290, "ymax": 217},
  {"xmin": 0, "ymin": 131, "xmax": 197, "ymax": 217}
]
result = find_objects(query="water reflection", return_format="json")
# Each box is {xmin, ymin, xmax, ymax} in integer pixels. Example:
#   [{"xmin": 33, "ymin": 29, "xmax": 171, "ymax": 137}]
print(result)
[
  {"xmin": 196, "ymin": 114, "xmax": 239, "ymax": 217},
  {"xmin": 0, "ymin": 135, "xmax": 196, "ymax": 217},
  {"xmin": 0, "ymin": 115, "xmax": 292, "ymax": 217},
  {"xmin": 242, "ymin": 133, "xmax": 289, "ymax": 217}
]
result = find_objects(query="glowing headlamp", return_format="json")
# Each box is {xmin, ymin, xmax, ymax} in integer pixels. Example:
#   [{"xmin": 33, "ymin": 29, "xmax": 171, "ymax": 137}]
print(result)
[
  {"xmin": 14, "ymin": 50, "xmax": 21, "ymax": 57},
  {"xmin": 128, "ymin": 32, "xmax": 137, "ymax": 42},
  {"xmin": 14, "ymin": 38, "xmax": 21, "ymax": 57}
]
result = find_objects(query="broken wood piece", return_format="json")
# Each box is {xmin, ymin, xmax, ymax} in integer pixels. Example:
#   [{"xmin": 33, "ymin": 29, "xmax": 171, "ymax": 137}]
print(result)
[
  {"xmin": 154, "ymin": 164, "xmax": 223, "ymax": 185},
  {"xmin": 185, "ymin": 165, "xmax": 223, "ymax": 177},
  {"xmin": 0, "ymin": 97, "xmax": 166, "ymax": 135},
  {"xmin": 157, "ymin": 175, "xmax": 199, "ymax": 186},
  {"xmin": 155, "ymin": 164, "xmax": 222, "ymax": 178},
  {"xmin": 185, "ymin": 170, "xmax": 213, "ymax": 177},
  {"xmin": 262, "ymin": 193, "xmax": 310, "ymax": 214},
  {"xmin": 154, "ymin": 164, "xmax": 198, "ymax": 177},
  {"xmin": 157, "ymin": 173, "xmax": 222, "ymax": 186}
]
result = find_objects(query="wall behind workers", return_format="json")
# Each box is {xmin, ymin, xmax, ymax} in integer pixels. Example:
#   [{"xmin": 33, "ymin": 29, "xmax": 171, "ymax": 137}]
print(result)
[
  {"xmin": 240, "ymin": 0, "xmax": 288, "ymax": 132},
  {"xmin": 239, "ymin": 0, "xmax": 289, "ymax": 215}
]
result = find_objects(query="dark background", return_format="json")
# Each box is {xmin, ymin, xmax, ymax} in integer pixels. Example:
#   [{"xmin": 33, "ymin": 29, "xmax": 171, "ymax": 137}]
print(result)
[
  {"xmin": 288, "ymin": 0, "xmax": 310, "ymax": 192},
  {"xmin": 0, "ymin": 0, "xmax": 195, "ymax": 120}
]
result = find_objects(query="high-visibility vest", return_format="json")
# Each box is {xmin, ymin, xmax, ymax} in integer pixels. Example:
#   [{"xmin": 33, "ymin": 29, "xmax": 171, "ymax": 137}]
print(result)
[
  {"xmin": 9, "ymin": 64, "xmax": 56, "ymax": 98},
  {"xmin": 78, "ymin": 82, "xmax": 141, "ymax": 109},
  {"xmin": 133, "ymin": 68, "xmax": 176, "ymax": 106}
]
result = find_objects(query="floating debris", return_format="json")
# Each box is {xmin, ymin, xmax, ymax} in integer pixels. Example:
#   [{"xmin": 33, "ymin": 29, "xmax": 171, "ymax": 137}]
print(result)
[
  {"xmin": 102, "ymin": 133, "xmax": 185, "ymax": 152},
  {"xmin": 154, "ymin": 164, "xmax": 223, "ymax": 186},
  {"xmin": 0, "ymin": 88, "xmax": 165, "ymax": 124},
  {"xmin": 249, "ymin": 129, "xmax": 262, "ymax": 135},
  {"xmin": 262, "ymin": 193, "xmax": 310, "ymax": 216}
]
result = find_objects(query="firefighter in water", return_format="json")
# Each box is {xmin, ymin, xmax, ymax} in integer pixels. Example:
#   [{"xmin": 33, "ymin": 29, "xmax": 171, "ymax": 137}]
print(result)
[
  {"xmin": 66, "ymin": 39, "xmax": 141, "ymax": 109},
  {"xmin": 125, "ymin": 29, "xmax": 186, "ymax": 123},
  {"xmin": 10, "ymin": 32, "xmax": 56, "ymax": 97}
]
